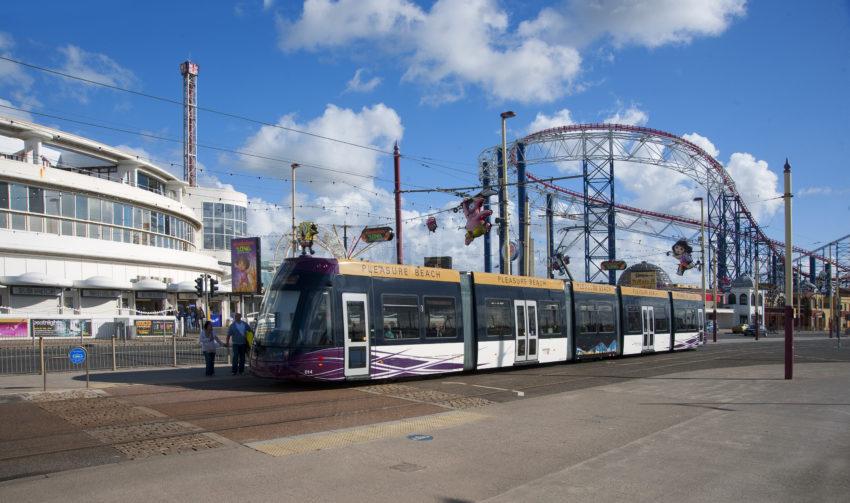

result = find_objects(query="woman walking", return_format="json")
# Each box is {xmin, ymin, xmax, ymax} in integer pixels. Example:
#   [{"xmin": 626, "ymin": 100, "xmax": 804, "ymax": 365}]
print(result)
[{"xmin": 199, "ymin": 320, "xmax": 223, "ymax": 376}]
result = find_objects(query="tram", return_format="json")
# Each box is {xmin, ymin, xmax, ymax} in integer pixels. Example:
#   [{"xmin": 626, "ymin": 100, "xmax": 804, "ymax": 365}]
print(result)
[{"xmin": 249, "ymin": 257, "xmax": 704, "ymax": 382}]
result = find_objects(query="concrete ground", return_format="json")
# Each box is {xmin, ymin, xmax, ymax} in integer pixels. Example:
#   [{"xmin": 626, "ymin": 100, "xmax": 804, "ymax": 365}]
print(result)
[{"xmin": 0, "ymin": 334, "xmax": 847, "ymax": 502}]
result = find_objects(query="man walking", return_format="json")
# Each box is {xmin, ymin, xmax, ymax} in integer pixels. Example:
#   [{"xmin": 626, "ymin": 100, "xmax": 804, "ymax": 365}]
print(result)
[{"xmin": 226, "ymin": 312, "xmax": 250, "ymax": 375}]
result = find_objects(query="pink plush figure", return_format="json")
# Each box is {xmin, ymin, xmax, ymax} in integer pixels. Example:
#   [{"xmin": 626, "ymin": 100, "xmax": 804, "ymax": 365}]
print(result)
[{"xmin": 462, "ymin": 197, "xmax": 492, "ymax": 245}]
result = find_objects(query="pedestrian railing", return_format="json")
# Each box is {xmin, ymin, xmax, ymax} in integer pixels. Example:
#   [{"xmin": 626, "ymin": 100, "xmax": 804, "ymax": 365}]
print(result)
[{"xmin": 0, "ymin": 337, "xmax": 229, "ymax": 376}]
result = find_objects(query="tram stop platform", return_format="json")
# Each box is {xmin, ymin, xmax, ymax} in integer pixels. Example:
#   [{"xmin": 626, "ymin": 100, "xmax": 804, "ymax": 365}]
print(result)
[{"xmin": 0, "ymin": 335, "xmax": 847, "ymax": 502}]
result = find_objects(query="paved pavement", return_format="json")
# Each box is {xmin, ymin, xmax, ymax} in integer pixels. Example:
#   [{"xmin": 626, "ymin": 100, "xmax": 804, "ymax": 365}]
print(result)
[{"xmin": 0, "ymin": 334, "xmax": 847, "ymax": 502}]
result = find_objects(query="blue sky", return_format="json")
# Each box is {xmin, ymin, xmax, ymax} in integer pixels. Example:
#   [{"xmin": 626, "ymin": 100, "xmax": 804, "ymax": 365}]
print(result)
[{"xmin": 1, "ymin": 0, "xmax": 848, "ymax": 278}]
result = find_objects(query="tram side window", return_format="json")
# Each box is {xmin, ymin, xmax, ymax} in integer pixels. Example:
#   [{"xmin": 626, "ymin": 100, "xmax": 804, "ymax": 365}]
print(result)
[
  {"xmin": 655, "ymin": 306, "xmax": 670, "ymax": 333},
  {"xmin": 346, "ymin": 301, "xmax": 367, "ymax": 343},
  {"xmin": 424, "ymin": 297, "xmax": 457, "ymax": 338},
  {"xmin": 625, "ymin": 304, "xmax": 642, "ymax": 334},
  {"xmin": 485, "ymin": 299, "xmax": 512, "ymax": 338},
  {"xmin": 301, "ymin": 291, "xmax": 332, "ymax": 347},
  {"xmin": 597, "ymin": 303, "xmax": 615, "ymax": 333},
  {"xmin": 538, "ymin": 302, "xmax": 561, "ymax": 337},
  {"xmin": 577, "ymin": 303, "xmax": 594, "ymax": 334},
  {"xmin": 381, "ymin": 294, "xmax": 420, "ymax": 341},
  {"xmin": 675, "ymin": 307, "xmax": 698, "ymax": 332}
]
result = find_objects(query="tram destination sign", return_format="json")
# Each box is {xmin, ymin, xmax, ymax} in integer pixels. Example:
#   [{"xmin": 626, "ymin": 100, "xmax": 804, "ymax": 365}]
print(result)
[{"xmin": 361, "ymin": 226, "xmax": 394, "ymax": 243}]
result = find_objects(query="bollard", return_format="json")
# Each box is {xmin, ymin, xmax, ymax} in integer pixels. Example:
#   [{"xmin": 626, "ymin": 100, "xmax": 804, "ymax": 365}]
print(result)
[
  {"xmin": 111, "ymin": 336, "xmax": 117, "ymax": 371},
  {"xmin": 85, "ymin": 346, "xmax": 90, "ymax": 389},
  {"xmin": 172, "ymin": 334, "xmax": 178, "ymax": 367},
  {"xmin": 39, "ymin": 337, "xmax": 46, "ymax": 391}
]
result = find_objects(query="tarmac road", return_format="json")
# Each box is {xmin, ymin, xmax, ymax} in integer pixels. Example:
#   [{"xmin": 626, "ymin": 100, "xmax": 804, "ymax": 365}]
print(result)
[{"xmin": 0, "ymin": 335, "xmax": 847, "ymax": 502}]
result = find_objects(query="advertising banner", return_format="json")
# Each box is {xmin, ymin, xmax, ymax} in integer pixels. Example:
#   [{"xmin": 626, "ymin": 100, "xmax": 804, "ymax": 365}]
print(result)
[
  {"xmin": 31, "ymin": 319, "xmax": 92, "ymax": 338},
  {"xmin": 134, "ymin": 319, "xmax": 176, "ymax": 337},
  {"xmin": 0, "ymin": 318, "xmax": 29, "ymax": 338},
  {"xmin": 231, "ymin": 237, "xmax": 261, "ymax": 294}
]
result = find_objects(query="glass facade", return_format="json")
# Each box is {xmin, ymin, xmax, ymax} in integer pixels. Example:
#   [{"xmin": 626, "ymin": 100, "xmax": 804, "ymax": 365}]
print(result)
[
  {"xmin": 203, "ymin": 202, "xmax": 247, "ymax": 250},
  {"xmin": 0, "ymin": 181, "xmax": 196, "ymax": 251}
]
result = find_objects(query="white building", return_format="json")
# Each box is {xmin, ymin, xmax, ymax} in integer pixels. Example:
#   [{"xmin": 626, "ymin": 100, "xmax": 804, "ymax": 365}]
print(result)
[
  {"xmin": 0, "ymin": 116, "xmax": 249, "ymax": 337},
  {"xmin": 725, "ymin": 276, "xmax": 766, "ymax": 327}
]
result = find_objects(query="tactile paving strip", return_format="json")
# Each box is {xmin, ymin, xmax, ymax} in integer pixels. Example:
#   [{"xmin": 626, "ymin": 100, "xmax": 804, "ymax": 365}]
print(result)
[
  {"xmin": 87, "ymin": 421, "xmax": 202, "ymax": 444},
  {"xmin": 38, "ymin": 397, "xmax": 156, "ymax": 427},
  {"xmin": 113, "ymin": 434, "xmax": 223, "ymax": 459},
  {"xmin": 359, "ymin": 383, "xmax": 494, "ymax": 409},
  {"xmin": 247, "ymin": 410, "xmax": 482, "ymax": 457}
]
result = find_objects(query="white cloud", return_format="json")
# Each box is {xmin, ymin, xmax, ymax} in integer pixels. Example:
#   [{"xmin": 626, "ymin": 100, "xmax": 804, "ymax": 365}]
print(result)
[
  {"xmin": 0, "ymin": 32, "xmax": 34, "ymax": 91},
  {"xmin": 604, "ymin": 105, "xmax": 648, "ymax": 126},
  {"xmin": 56, "ymin": 45, "xmax": 135, "ymax": 103},
  {"xmin": 519, "ymin": 0, "xmax": 747, "ymax": 49},
  {"xmin": 277, "ymin": 0, "xmax": 745, "ymax": 104},
  {"xmin": 263, "ymin": 0, "xmax": 275, "ymax": 10},
  {"xmin": 527, "ymin": 108, "xmax": 575, "ymax": 133},
  {"xmin": 798, "ymin": 186, "xmax": 850, "ymax": 197},
  {"xmin": 345, "ymin": 68, "xmax": 382, "ymax": 93},
  {"xmin": 682, "ymin": 132, "xmax": 720, "ymax": 159},
  {"xmin": 725, "ymin": 152, "xmax": 781, "ymax": 222},
  {"xmin": 280, "ymin": 0, "xmax": 581, "ymax": 104},
  {"xmin": 240, "ymin": 103, "xmax": 402, "ymax": 194}
]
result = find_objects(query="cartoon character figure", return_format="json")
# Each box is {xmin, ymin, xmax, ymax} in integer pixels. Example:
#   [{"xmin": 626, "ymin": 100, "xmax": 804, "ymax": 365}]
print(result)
[
  {"xmin": 426, "ymin": 216, "xmax": 438, "ymax": 233},
  {"xmin": 233, "ymin": 255, "xmax": 257, "ymax": 292},
  {"xmin": 670, "ymin": 238, "xmax": 696, "ymax": 276},
  {"xmin": 297, "ymin": 221, "xmax": 319, "ymax": 255},
  {"xmin": 462, "ymin": 196, "xmax": 493, "ymax": 246}
]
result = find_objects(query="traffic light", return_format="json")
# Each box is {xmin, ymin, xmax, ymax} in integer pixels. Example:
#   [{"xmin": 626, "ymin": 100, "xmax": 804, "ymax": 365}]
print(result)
[
  {"xmin": 208, "ymin": 276, "xmax": 219, "ymax": 296},
  {"xmin": 194, "ymin": 275, "xmax": 205, "ymax": 297}
]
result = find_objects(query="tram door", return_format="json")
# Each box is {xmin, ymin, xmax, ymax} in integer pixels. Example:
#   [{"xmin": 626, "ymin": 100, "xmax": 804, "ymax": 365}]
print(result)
[
  {"xmin": 513, "ymin": 300, "xmax": 539, "ymax": 362},
  {"xmin": 342, "ymin": 293, "xmax": 369, "ymax": 377},
  {"xmin": 641, "ymin": 306, "xmax": 655, "ymax": 351}
]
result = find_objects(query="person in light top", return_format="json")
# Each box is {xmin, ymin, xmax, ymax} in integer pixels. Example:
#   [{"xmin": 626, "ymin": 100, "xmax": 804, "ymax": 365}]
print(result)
[{"xmin": 199, "ymin": 320, "xmax": 223, "ymax": 377}]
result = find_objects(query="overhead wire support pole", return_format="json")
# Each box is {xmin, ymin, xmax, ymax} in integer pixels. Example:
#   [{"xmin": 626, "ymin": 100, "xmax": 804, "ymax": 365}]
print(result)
[
  {"xmin": 482, "ymin": 166, "xmax": 492, "ymax": 273},
  {"xmin": 546, "ymin": 193, "xmax": 554, "ymax": 280},
  {"xmin": 290, "ymin": 163, "xmax": 299, "ymax": 258},
  {"xmin": 517, "ymin": 142, "xmax": 527, "ymax": 276},
  {"xmin": 394, "ymin": 142, "xmax": 403, "ymax": 265},
  {"xmin": 783, "ymin": 159, "xmax": 794, "ymax": 380},
  {"xmin": 499, "ymin": 111, "xmax": 515, "ymax": 275}
]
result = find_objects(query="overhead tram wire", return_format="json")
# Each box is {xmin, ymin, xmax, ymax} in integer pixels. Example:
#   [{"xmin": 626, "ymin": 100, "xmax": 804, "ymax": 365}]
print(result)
[
  {"xmin": 0, "ymin": 55, "xmax": 510, "ymax": 177},
  {"xmin": 0, "ymin": 103, "xmax": 435, "ymax": 192}
]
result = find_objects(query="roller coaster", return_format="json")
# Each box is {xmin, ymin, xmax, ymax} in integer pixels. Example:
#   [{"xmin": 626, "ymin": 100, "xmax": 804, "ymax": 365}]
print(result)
[{"xmin": 478, "ymin": 123, "xmax": 848, "ymax": 293}]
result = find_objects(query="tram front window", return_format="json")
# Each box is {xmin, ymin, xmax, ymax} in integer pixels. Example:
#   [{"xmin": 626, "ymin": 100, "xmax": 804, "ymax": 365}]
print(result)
[{"xmin": 255, "ymin": 275, "xmax": 332, "ymax": 348}]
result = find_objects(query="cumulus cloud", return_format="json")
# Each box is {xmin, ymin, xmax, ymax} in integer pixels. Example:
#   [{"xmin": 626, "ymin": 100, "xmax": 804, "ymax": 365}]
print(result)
[
  {"xmin": 519, "ymin": 0, "xmax": 747, "ymax": 48},
  {"xmin": 56, "ymin": 45, "xmax": 136, "ymax": 103},
  {"xmin": 279, "ymin": 0, "xmax": 581, "ymax": 104},
  {"xmin": 278, "ymin": 0, "xmax": 744, "ymax": 104},
  {"xmin": 345, "ymin": 68, "xmax": 382, "ymax": 93},
  {"xmin": 682, "ymin": 132, "xmax": 720, "ymax": 159},
  {"xmin": 725, "ymin": 152, "xmax": 781, "ymax": 221},
  {"xmin": 797, "ymin": 186, "xmax": 850, "ymax": 197},
  {"xmin": 527, "ymin": 108, "xmax": 575, "ymax": 133},
  {"xmin": 604, "ymin": 105, "xmax": 648, "ymax": 126},
  {"xmin": 0, "ymin": 97, "xmax": 32, "ymax": 121},
  {"xmin": 240, "ymin": 103, "xmax": 402, "ymax": 195}
]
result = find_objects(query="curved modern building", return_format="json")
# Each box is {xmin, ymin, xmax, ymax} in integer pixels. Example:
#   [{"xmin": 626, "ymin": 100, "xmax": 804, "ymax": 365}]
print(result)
[{"xmin": 0, "ymin": 115, "xmax": 248, "ymax": 334}]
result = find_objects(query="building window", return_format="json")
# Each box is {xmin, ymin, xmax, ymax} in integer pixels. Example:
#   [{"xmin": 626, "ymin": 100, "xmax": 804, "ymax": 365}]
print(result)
[
  {"xmin": 202, "ymin": 201, "xmax": 248, "ymax": 250},
  {"xmin": 739, "ymin": 294, "xmax": 748, "ymax": 305}
]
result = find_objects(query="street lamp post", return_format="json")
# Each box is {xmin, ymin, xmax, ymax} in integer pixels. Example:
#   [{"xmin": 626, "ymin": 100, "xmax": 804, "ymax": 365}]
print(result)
[
  {"xmin": 694, "ymin": 196, "xmax": 707, "ymax": 344},
  {"xmin": 500, "ymin": 111, "xmax": 516, "ymax": 275},
  {"xmin": 783, "ymin": 159, "xmax": 793, "ymax": 380},
  {"xmin": 290, "ymin": 163, "xmax": 299, "ymax": 258}
]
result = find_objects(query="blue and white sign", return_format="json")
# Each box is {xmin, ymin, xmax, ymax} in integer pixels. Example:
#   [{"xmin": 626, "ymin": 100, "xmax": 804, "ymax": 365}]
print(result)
[{"xmin": 69, "ymin": 347, "xmax": 86, "ymax": 365}]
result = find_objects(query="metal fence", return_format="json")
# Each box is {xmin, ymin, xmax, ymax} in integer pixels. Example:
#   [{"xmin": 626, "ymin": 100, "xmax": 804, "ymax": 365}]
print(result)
[{"xmin": 0, "ymin": 337, "xmax": 230, "ymax": 375}]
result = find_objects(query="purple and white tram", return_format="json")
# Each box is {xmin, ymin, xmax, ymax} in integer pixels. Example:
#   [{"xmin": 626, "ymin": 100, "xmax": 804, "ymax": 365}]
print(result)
[{"xmin": 249, "ymin": 257, "xmax": 703, "ymax": 382}]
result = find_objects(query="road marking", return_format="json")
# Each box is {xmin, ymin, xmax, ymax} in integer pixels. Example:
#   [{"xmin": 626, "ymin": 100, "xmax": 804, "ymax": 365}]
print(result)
[{"xmin": 246, "ymin": 410, "xmax": 482, "ymax": 457}]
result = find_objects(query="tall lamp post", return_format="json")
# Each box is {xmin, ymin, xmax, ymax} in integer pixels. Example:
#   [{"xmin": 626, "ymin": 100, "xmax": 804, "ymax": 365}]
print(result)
[
  {"xmin": 694, "ymin": 196, "xmax": 707, "ymax": 343},
  {"xmin": 290, "ymin": 163, "xmax": 299, "ymax": 258},
  {"xmin": 783, "ymin": 159, "xmax": 794, "ymax": 380},
  {"xmin": 500, "ymin": 111, "xmax": 516, "ymax": 275}
]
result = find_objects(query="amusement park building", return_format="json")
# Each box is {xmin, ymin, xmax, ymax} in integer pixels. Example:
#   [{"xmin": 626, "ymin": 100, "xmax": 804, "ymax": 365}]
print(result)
[{"xmin": 0, "ymin": 116, "xmax": 248, "ymax": 335}]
